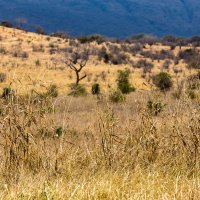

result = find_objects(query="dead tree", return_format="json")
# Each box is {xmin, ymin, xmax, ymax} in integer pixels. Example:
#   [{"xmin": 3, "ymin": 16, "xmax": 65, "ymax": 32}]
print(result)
[{"xmin": 66, "ymin": 50, "xmax": 89, "ymax": 86}]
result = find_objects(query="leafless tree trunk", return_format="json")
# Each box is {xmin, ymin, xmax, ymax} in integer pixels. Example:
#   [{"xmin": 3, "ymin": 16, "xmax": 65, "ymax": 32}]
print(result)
[{"xmin": 66, "ymin": 50, "xmax": 89, "ymax": 86}]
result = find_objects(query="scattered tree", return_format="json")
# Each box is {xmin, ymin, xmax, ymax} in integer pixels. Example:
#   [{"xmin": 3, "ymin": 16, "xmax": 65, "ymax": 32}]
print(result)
[{"xmin": 66, "ymin": 50, "xmax": 89, "ymax": 86}]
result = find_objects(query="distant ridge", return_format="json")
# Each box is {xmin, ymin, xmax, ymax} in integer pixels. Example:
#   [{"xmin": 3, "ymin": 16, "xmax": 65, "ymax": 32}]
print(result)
[{"xmin": 0, "ymin": 0, "xmax": 200, "ymax": 37}]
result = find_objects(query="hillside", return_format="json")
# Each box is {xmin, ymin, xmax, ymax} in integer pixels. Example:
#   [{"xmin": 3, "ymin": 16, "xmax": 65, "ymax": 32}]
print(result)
[
  {"xmin": 0, "ymin": 26, "xmax": 198, "ymax": 95},
  {"xmin": 0, "ymin": 27, "xmax": 200, "ymax": 199},
  {"xmin": 1, "ymin": 0, "xmax": 200, "ymax": 37}
]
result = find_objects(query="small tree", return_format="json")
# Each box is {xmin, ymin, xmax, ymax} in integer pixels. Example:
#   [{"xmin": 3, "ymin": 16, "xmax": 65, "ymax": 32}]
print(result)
[
  {"xmin": 153, "ymin": 72, "xmax": 173, "ymax": 91},
  {"xmin": 66, "ymin": 50, "xmax": 89, "ymax": 86},
  {"xmin": 109, "ymin": 90, "xmax": 125, "ymax": 103},
  {"xmin": 117, "ymin": 69, "xmax": 135, "ymax": 94}
]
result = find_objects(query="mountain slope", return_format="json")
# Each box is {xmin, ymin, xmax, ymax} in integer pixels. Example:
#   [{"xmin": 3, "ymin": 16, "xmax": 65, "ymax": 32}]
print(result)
[{"xmin": 0, "ymin": 0, "xmax": 200, "ymax": 37}]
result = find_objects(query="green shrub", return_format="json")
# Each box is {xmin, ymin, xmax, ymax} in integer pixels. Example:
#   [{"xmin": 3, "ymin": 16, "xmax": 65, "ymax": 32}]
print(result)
[
  {"xmin": 103, "ymin": 53, "xmax": 113, "ymax": 64},
  {"xmin": 147, "ymin": 100, "xmax": 166, "ymax": 116},
  {"xmin": 1, "ymin": 87, "xmax": 14, "ymax": 98},
  {"xmin": 91, "ymin": 83, "xmax": 100, "ymax": 95},
  {"xmin": 33, "ymin": 84, "xmax": 58, "ymax": 100},
  {"xmin": 109, "ymin": 90, "xmax": 126, "ymax": 103},
  {"xmin": 0, "ymin": 46, "xmax": 7, "ymax": 54},
  {"xmin": 68, "ymin": 84, "xmax": 87, "ymax": 97},
  {"xmin": 172, "ymin": 88, "xmax": 182, "ymax": 99},
  {"xmin": 78, "ymin": 34, "xmax": 104, "ymax": 43},
  {"xmin": 0, "ymin": 21, "xmax": 13, "ymax": 28},
  {"xmin": 187, "ymin": 58, "xmax": 200, "ymax": 69},
  {"xmin": 187, "ymin": 72, "xmax": 200, "ymax": 90},
  {"xmin": 187, "ymin": 90, "xmax": 197, "ymax": 99},
  {"xmin": 35, "ymin": 59, "xmax": 41, "ymax": 66},
  {"xmin": 0, "ymin": 107, "xmax": 3, "ymax": 116},
  {"xmin": 153, "ymin": 72, "xmax": 173, "ymax": 91},
  {"xmin": 117, "ymin": 69, "xmax": 135, "ymax": 94},
  {"xmin": 55, "ymin": 127, "xmax": 63, "ymax": 137},
  {"xmin": 46, "ymin": 84, "xmax": 58, "ymax": 97}
]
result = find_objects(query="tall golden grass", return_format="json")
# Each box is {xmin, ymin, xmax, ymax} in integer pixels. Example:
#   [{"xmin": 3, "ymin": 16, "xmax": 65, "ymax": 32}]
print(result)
[
  {"xmin": 1, "ymin": 26, "xmax": 200, "ymax": 199},
  {"xmin": 0, "ymin": 88, "xmax": 199, "ymax": 199}
]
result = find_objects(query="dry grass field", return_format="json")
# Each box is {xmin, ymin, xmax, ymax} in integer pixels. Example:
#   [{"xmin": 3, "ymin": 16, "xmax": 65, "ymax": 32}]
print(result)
[
  {"xmin": 0, "ymin": 26, "xmax": 197, "ymax": 94},
  {"xmin": 0, "ymin": 26, "xmax": 200, "ymax": 199}
]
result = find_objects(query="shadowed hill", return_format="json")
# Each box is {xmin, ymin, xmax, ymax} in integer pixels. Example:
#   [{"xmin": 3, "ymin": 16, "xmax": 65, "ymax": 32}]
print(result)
[{"xmin": 0, "ymin": 0, "xmax": 200, "ymax": 37}]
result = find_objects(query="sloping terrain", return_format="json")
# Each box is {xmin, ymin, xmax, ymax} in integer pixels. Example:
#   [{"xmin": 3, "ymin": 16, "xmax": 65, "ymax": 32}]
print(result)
[
  {"xmin": 0, "ymin": 27, "xmax": 200, "ymax": 200},
  {"xmin": 0, "ymin": 26, "xmax": 198, "ymax": 95}
]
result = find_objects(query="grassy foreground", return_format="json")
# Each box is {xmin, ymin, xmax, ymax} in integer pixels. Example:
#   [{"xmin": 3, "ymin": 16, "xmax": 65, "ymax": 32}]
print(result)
[{"xmin": 0, "ymin": 90, "xmax": 199, "ymax": 199}]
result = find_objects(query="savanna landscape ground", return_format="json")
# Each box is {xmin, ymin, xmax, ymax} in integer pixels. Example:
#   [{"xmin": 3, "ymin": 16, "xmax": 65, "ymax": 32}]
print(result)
[{"xmin": 0, "ymin": 26, "xmax": 200, "ymax": 199}]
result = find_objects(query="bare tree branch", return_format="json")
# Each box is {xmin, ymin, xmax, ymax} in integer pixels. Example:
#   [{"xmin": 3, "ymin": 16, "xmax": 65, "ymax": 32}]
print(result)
[{"xmin": 65, "ymin": 49, "xmax": 89, "ymax": 85}]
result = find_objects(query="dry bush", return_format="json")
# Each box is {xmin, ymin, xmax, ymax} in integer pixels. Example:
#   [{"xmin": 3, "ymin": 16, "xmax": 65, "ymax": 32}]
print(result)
[
  {"xmin": 110, "ymin": 52, "xmax": 130, "ymax": 65},
  {"xmin": 187, "ymin": 72, "xmax": 200, "ymax": 90},
  {"xmin": 99, "ymin": 71, "xmax": 107, "ymax": 81},
  {"xmin": 135, "ymin": 59, "xmax": 154, "ymax": 74},
  {"xmin": 50, "ymin": 32, "xmax": 68, "ymax": 39},
  {"xmin": 130, "ymin": 43, "xmax": 143, "ymax": 55},
  {"xmin": 120, "ymin": 43, "xmax": 143, "ymax": 54},
  {"xmin": 0, "ymin": 72, "xmax": 6, "ymax": 83},
  {"xmin": 68, "ymin": 39, "xmax": 79, "ymax": 47},
  {"xmin": 98, "ymin": 47, "xmax": 130, "ymax": 65},
  {"xmin": 32, "ymin": 44, "xmax": 45, "ymax": 52},
  {"xmin": 61, "ymin": 47, "xmax": 73, "ymax": 54},
  {"xmin": 12, "ymin": 50, "xmax": 29, "ymax": 59},
  {"xmin": 0, "ymin": 46, "xmax": 7, "ymax": 54},
  {"xmin": 178, "ymin": 48, "xmax": 199, "ymax": 62},
  {"xmin": 1, "ymin": 28, "xmax": 200, "ymax": 198},
  {"xmin": 163, "ymin": 59, "xmax": 171, "ymax": 70},
  {"xmin": 141, "ymin": 49, "xmax": 174, "ymax": 61},
  {"xmin": 108, "ymin": 44, "xmax": 120, "ymax": 54}
]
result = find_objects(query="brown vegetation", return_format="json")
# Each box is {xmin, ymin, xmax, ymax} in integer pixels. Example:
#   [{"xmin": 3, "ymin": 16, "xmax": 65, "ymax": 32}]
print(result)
[{"xmin": 0, "ymin": 26, "xmax": 200, "ymax": 199}]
